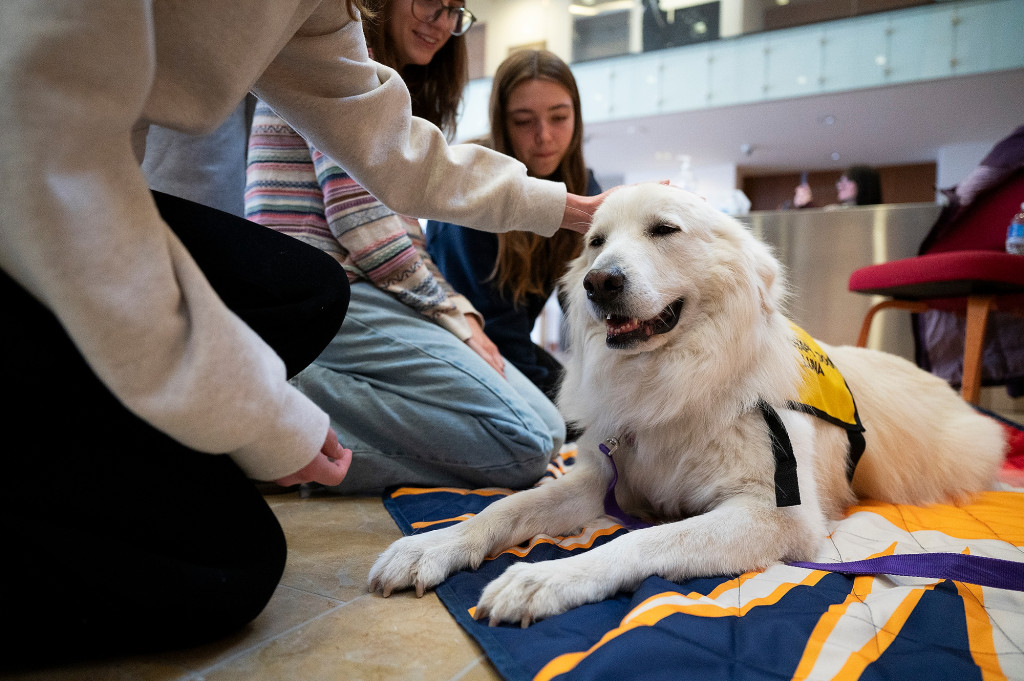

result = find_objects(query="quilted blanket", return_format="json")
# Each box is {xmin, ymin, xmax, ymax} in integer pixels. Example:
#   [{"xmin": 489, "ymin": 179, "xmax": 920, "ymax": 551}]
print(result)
[{"xmin": 383, "ymin": 419, "xmax": 1024, "ymax": 681}]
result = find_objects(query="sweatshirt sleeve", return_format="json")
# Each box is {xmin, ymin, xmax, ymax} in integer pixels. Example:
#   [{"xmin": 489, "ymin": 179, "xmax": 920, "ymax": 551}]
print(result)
[
  {"xmin": 0, "ymin": 1, "xmax": 328, "ymax": 481},
  {"xmin": 253, "ymin": 4, "xmax": 567, "ymax": 237},
  {"xmin": 245, "ymin": 103, "xmax": 475, "ymax": 340},
  {"xmin": 307, "ymin": 149, "xmax": 474, "ymax": 339}
]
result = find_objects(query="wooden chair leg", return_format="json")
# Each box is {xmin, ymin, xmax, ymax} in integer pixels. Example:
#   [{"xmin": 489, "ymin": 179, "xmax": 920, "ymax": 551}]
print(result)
[
  {"xmin": 855, "ymin": 299, "xmax": 929, "ymax": 348},
  {"xmin": 960, "ymin": 295, "xmax": 994, "ymax": 405},
  {"xmin": 856, "ymin": 302, "xmax": 883, "ymax": 348}
]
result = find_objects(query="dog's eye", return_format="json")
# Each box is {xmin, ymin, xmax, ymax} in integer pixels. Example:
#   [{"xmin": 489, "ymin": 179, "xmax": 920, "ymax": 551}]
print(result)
[
  {"xmin": 649, "ymin": 223, "xmax": 681, "ymax": 237},
  {"xmin": 588, "ymin": 235, "xmax": 605, "ymax": 248}
]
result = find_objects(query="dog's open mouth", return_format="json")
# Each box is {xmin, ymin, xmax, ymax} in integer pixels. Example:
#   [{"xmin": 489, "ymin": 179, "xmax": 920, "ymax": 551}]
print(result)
[{"xmin": 604, "ymin": 298, "xmax": 685, "ymax": 347}]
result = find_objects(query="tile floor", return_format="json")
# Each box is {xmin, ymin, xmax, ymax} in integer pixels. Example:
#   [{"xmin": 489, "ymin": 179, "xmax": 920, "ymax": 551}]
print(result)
[{"xmin": 8, "ymin": 492, "xmax": 501, "ymax": 681}]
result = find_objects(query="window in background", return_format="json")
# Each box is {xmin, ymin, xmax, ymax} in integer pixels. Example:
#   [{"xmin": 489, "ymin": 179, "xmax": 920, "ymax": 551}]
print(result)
[
  {"xmin": 572, "ymin": 9, "xmax": 631, "ymax": 62},
  {"xmin": 642, "ymin": 0, "xmax": 720, "ymax": 52}
]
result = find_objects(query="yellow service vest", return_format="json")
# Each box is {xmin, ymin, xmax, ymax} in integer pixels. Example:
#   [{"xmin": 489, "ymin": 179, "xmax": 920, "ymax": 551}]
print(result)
[
  {"xmin": 763, "ymin": 324, "xmax": 866, "ymax": 507},
  {"xmin": 788, "ymin": 324, "xmax": 864, "ymax": 433}
]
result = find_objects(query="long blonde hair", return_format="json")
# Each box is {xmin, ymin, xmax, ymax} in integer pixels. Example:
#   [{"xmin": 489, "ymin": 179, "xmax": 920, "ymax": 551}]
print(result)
[{"xmin": 488, "ymin": 50, "xmax": 588, "ymax": 307}]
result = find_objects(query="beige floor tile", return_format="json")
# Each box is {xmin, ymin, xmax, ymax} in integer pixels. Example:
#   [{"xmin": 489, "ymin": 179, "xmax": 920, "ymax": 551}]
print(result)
[
  {"xmin": 201, "ymin": 591, "xmax": 498, "ymax": 681},
  {"xmin": 454, "ymin": 658, "xmax": 504, "ymax": 681},
  {"xmin": 266, "ymin": 492, "xmax": 403, "ymax": 603},
  {"xmin": 168, "ymin": 586, "xmax": 344, "ymax": 668}
]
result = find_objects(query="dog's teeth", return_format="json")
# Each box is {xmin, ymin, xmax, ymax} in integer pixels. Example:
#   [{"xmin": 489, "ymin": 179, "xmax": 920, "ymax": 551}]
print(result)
[{"xmin": 606, "ymin": 317, "xmax": 641, "ymax": 336}]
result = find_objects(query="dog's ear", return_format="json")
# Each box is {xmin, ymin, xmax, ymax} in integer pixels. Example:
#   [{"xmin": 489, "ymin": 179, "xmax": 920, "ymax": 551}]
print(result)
[{"xmin": 751, "ymin": 241, "xmax": 783, "ymax": 317}]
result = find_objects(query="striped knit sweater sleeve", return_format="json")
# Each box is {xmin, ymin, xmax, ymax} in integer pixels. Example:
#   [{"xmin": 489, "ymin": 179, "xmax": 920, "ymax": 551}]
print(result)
[{"xmin": 246, "ymin": 101, "xmax": 478, "ymax": 341}]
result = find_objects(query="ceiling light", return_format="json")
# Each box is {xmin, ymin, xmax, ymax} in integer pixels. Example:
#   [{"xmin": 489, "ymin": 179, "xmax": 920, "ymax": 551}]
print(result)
[
  {"xmin": 569, "ymin": 0, "xmax": 634, "ymax": 16},
  {"xmin": 660, "ymin": 0, "xmax": 698, "ymax": 9}
]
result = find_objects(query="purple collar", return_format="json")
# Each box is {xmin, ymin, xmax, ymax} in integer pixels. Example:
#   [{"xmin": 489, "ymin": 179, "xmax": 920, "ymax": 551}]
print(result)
[{"xmin": 599, "ymin": 437, "xmax": 652, "ymax": 530}]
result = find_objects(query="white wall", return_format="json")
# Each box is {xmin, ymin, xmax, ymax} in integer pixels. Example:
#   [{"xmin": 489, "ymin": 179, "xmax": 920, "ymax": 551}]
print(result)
[
  {"xmin": 472, "ymin": 0, "xmax": 751, "ymax": 74},
  {"xmin": 936, "ymin": 140, "xmax": 997, "ymax": 192},
  {"xmin": 688, "ymin": 163, "xmax": 749, "ymax": 215},
  {"xmin": 471, "ymin": 0, "xmax": 574, "ymax": 75},
  {"xmin": 611, "ymin": 158, "xmax": 748, "ymax": 214}
]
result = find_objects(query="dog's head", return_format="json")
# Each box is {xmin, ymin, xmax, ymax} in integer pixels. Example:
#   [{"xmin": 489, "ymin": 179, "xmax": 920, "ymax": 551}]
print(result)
[{"xmin": 562, "ymin": 183, "xmax": 786, "ymax": 356}]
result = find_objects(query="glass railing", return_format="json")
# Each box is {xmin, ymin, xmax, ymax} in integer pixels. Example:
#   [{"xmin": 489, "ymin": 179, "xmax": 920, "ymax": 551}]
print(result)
[{"xmin": 457, "ymin": 0, "xmax": 1021, "ymax": 139}]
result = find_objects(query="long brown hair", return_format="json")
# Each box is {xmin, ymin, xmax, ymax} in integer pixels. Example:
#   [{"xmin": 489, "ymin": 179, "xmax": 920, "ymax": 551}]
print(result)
[
  {"xmin": 488, "ymin": 50, "xmax": 588, "ymax": 307},
  {"xmin": 361, "ymin": 0, "xmax": 469, "ymax": 139}
]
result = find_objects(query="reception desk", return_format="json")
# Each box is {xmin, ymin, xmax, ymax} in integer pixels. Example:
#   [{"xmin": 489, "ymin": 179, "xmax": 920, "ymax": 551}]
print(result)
[{"xmin": 737, "ymin": 203, "xmax": 942, "ymax": 361}]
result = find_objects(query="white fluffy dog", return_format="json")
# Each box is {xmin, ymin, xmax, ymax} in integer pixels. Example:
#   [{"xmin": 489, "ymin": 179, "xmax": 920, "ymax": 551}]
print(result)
[{"xmin": 369, "ymin": 183, "xmax": 1007, "ymax": 626}]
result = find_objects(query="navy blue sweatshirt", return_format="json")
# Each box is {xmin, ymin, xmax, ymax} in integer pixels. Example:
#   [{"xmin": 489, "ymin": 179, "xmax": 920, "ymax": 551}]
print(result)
[{"xmin": 426, "ymin": 170, "xmax": 602, "ymax": 396}]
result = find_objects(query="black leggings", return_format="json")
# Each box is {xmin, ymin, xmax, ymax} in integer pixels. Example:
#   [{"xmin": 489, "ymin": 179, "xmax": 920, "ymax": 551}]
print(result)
[{"xmin": 0, "ymin": 192, "xmax": 349, "ymax": 668}]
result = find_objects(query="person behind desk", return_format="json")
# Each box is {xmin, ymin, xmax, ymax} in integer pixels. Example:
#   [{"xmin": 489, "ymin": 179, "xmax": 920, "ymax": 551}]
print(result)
[
  {"xmin": 426, "ymin": 50, "xmax": 602, "ymax": 409},
  {"xmin": 793, "ymin": 165, "xmax": 883, "ymax": 209}
]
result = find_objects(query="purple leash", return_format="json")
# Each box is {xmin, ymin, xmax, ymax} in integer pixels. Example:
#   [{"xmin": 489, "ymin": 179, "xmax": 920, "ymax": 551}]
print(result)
[
  {"xmin": 791, "ymin": 553, "xmax": 1024, "ymax": 591},
  {"xmin": 599, "ymin": 437, "xmax": 652, "ymax": 531}
]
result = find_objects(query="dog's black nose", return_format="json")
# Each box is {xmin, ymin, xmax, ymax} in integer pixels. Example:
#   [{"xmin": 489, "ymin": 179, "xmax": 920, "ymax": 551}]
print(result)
[{"xmin": 584, "ymin": 267, "xmax": 625, "ymax": 305}]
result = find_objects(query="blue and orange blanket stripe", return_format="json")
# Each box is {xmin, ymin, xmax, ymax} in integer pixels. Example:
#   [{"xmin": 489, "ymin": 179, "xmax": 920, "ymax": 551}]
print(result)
[{"xmin": 383, "ymin": 421, "xmax": 1024, "ymax": 681}]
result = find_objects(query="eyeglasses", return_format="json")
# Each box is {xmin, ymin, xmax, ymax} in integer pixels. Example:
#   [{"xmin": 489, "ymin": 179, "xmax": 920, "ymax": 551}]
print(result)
[{"xmin": 411, "ymin": 0, "xmax": 476, "ymax": 36}]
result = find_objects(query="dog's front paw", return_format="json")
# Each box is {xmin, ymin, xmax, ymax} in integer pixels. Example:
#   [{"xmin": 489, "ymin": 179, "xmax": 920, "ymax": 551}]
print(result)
[
  {"xmin": 475, "ymin": 560, "xmax": 606, "ymax": 627},
  {"xmin": 368, "ymin": 528, "xmax": 483, "ymax": 598}
]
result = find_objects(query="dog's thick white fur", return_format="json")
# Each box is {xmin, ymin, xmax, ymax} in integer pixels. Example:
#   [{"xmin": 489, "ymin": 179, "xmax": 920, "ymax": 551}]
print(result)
[{"xmin": 369, "ymin": 183, "xmax": 1007, "ymax": 626}]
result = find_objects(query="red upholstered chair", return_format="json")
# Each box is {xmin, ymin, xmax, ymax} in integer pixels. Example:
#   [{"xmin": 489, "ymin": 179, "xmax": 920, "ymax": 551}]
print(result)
[{"xmin": 848, "ymin": 172, "xmax": 1024, "ymax": 404}]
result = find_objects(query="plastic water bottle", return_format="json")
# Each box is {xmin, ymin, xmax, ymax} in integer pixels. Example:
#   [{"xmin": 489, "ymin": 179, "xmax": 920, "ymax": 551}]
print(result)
[{"xmin": 1008, "ymin": 202, "xmax": 1024, "ymax": 255}]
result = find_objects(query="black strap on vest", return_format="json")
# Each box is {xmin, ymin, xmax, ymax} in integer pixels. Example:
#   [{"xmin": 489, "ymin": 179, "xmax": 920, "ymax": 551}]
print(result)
[
  {"xmin": 759, "ymin": 400, "xmax": 801, "ymax": 507},
  {"xmin": 786, "ymin": 400, "xmax": 866, "ymax": 484},
  {"xmin": 846, "ymin": 430, "xmax": 866, "ymax": 483}
]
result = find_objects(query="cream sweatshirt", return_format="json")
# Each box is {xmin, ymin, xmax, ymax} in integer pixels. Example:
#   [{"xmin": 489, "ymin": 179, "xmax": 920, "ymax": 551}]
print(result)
[{"xmin": 0, "ymin": 0, "xmax": 567, "ymax": 480}]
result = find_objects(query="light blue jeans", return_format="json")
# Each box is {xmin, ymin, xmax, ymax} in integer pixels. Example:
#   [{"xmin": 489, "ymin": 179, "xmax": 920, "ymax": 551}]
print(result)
[{"xmin": 291, "ymin": 282, "xmax": 566, "ymax": 494}]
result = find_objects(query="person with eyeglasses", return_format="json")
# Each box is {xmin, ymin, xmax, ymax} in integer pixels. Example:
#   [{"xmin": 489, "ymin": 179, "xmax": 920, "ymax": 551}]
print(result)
[
  {"xmin": 411, "ymin": 0, "xmax": 476, "ymax": 36},
  {"xmin": 245, "ymin": 0, "xmax": 568, "ymax": 496},
  {"xmin": 0, "ymin": 0, "xmax": 611, "ymax": 667}
]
